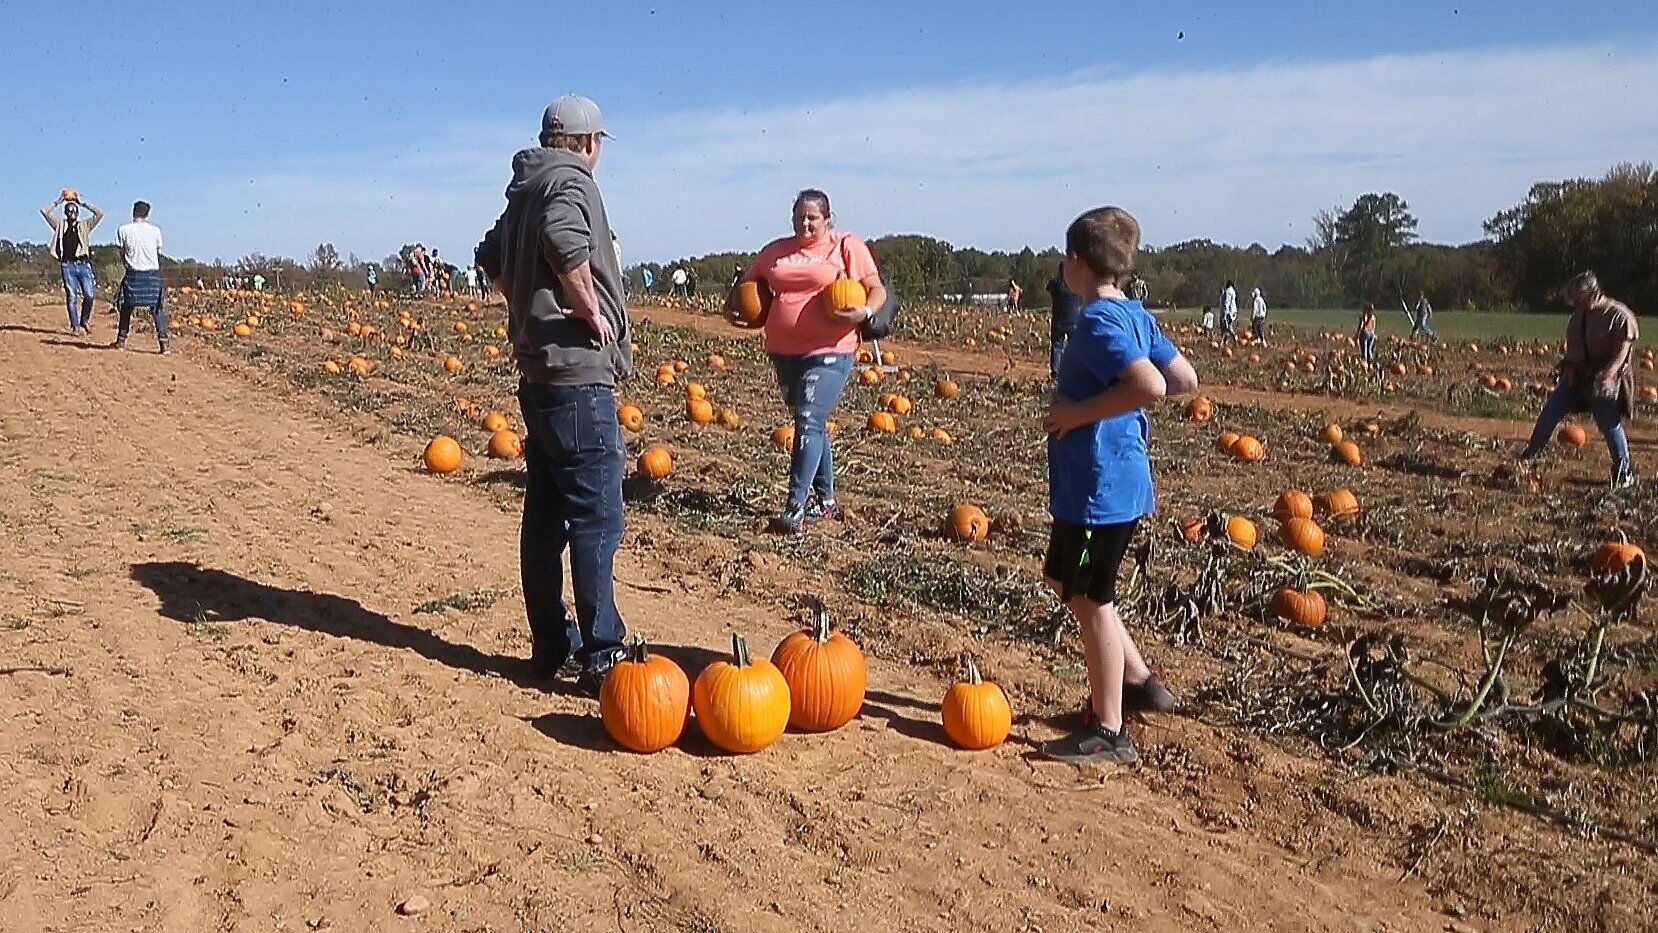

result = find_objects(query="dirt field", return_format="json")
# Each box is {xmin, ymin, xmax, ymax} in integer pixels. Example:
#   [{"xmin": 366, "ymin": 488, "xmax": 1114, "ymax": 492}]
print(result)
[{"xmin": 2, "ymin": 290, "xmax": 1653, "ymax": 932}]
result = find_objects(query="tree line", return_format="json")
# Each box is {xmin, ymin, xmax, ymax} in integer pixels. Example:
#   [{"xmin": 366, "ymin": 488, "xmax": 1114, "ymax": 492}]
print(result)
[{"xmin": 4, "ymin": 163, "xmax": 1651, "ymax": 313}]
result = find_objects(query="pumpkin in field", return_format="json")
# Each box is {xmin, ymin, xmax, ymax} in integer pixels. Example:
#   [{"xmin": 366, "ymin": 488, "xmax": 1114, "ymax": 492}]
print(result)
[
  {"xmin": 771, "ymin": 601, "xmax": 866, "ymax": 732},
  {"xmin": 1320, "ymin": 423, "xmax": 1344, "ymax": 444},
  {"xmin": 1187, "ymin": 396, "xmax": 1214, "ymax": 422},
  {"xmin": 1217, "ymin": 431, "xmax": 1241, "ymax": 453},
  {"xmin": 673, "ymin": 359, "xmax": 690, "ymax": 373},
  {"xmin": 637, "ymin": 446, "xmax": 674, "ymax": 480},
  {"xmin": 1317, "ymin": 488, "xmax": 1361, "ymax": 521},
  {"xmin": 1331, "ymin": 440, "xmax": 1363, "ymax": 467},
  {"xmin": 692, "ymin": 634, "xmax": 791, "ymax": 754},
  {"xmin": 771, "ymin": 424, "xmax": 796, "ymax": 451},
  {"xmin": 867, "ymin": 411, "xmax": 898, "ymax": 434},
  {"xmin": 731, "ymin": 281, "xmax": 768, "ymax": 328},
  {"xmin": 935, "ymin": 379, "xmax": 960, "ymax": 399},
  {"xmin": 717, "ymin": 408, "xmax": 741, "ymax": 429},
  {"xmin": 687, "ymin": 398, "xmax": 715, "ymax": 424},
  {"xmin": 1272, "ymin": 490, "xmax": 1314, "ymax": 523},
  {"xmin": 686, "ymin": 382, "xmax": 708, "ymax": 401},
  {"xmin": 452, "ymin": 321, "xmax": 469, "ymax": 335},
  {"xmin": 887, "ymin": 395, "xmax": 914, "ymax": 415},
  {"xmin": 941, "ymin": 656, "xmax": 1012, "ymax": 750},
  {"xmin": 859, "ymin": 366, "xmax": 884, "ymax": 386},
  {"xmin": 443, "ymin": 355, "xmax": 464, "ymax": 374},
  {"xmin": 1231, "ymin": 435, "xmax": 1265, "ymax": 462},
  {"xmin": 322, "ymin": 359, "xmax": 342, "ymax": 375},
  {"xmin": 707, "ymin": 353, "xmax": 728, "ymax": 371},
  {"xmin": 1270, "ymin": 587, "xmax": 1327, "ymax": 628},
  {"xmin": 233, "ymin": 323, "xmax": 253, "ymax": 337},
  {"xmin": 824, "ymin": 278, "xmax": 867, "ymax": 313},
  {"xmin": 931, "ymin": 427, "xmax": 954, "ymax": 445},
  {"xmin": 1590, "ymin": 539, "xmax": 1645, "ymax": 573},
  {"xmin": 1557, "ymin": 424, "xmax": 1588, "ymax": 447},
  {"xmin": 422, "ymin": 435, "xmax": 464, "ymax": 474},
  {"xmin": 600, "ymin": 636, "xmax": 690, "ymax": 753},
  {"xmin": 1226, "ymin": 515, "xmax": 1258, "ymax": 550},
  {"xmin": 487, "ymin": 429, "xmax": 524, "ymax": 460},
  {"xmin": 947, "ymin": 504, "xmax": 990, "ymax": 543},
  {"xmin": 481, "ymin": 411, "xmax": 510, "ymax": 432},
  {"xmin": 1280, "ymin": 517, "xmax": 1326, "ymax": 556},
  {"xmin": 618, "ymin": 404, "xmax": 645, "ymax": 432}
]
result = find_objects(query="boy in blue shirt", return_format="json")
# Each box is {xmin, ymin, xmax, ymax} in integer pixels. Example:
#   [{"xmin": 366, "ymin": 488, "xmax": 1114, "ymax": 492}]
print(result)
[{"xmin": 1041, "ymin": 206, "xmax": 1199, "ymax": 765}]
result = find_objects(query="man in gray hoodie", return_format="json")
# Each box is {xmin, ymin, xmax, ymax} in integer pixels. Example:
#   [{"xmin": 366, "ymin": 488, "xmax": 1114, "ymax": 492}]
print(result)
[{"xmin": 476, "ymin": 94, "xmax": 632, "ymax": 694}]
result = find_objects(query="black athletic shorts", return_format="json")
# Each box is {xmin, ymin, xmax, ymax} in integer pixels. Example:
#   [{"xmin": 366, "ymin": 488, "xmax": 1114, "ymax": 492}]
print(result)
[{"xmin": 1043, "ymin": 518, "xmax": 1140, "ymax": 605}]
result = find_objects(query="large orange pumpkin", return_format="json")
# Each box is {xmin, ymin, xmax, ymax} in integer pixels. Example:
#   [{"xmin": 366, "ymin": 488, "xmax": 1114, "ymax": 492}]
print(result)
[
  {"xmin": 1590, "ymin": 539, "xmax": 1645, "ymax": 573},
  {"xmin": 692, "ymin": 634, "xmax": 791, "ymax": 754},
  {"xmin": 487, "ymin": 429, "xmax": 524, "ymax": 460},
  {"xmin": 1318, "ymin": 488, "xmax": 1361, "ymax": 521},
  {"xmin": 1280, "ymin": 517, "xmax": 1326, "ymax": 556},
  {"xmin": 1331, "ymin": 440, "xmax": 1363, "ymax": 467},
  {"xmin": 600, "ymin": 636, "xmax": 690, "ymax": 753},
  {"xmin": 867, "ymin": 411, "xmax": 898, "ymax": 434},
  {"xmin": 618, "ymin": 404, "xmax": 645, "ymax": 432},
  {"xmin": 638, "ymin": 446, "xmax": 674, "ymax": 480},
  {"xmin": 481, "ymin": 411, "xmax": 510, "ymax": 432},
  {"xmin": 771, "ymin": 602, "xmax": 866, "ymax": 732},
  {"xmin": 443, "ymin": 355, "xmax": 464, "ymax": 374},
  {"xmin": 941, "ymin": 656, "xmax": 1012, "ymax": 750},
  {"xmin": 1231, "ymin": 435, "xmax": 1265, "ymax": 462},
  {"xmin": 731, "ymin": 281, "xmax": 769, "ymax": 328},
  {"xmin": 1270, "ymin": 587, "xmax": 1327, "ymax": 627},
  {"xmin": 948, "ymin": 504, "xmax": 991, "ymax": 543},
  {"xmin": 1272, "ymin": 490, "xmax": 1314, "ymax": 523},
  {"xmin": 422, "ymin": 435, "xmax": 464, "ymax": 474},
  {"xmin": 824, "ymin": 278, "xmax": 867, "ymax": 313},
  {"xmin": 771, "ymin": 424, "xmax": 796, "ymax": 451},
  {"xmin": 1187, "ymin": 396, "xmax": 1215, "ymax": 423},
  {"xmin": 687, "ymin": 398, "xmax": 715, "ymax": 424},
  {"xmin": 1226, "ymin": 516, "xmax": 1258, "ymax": 550},
  {"xmin": 1557, "ymin": 424, "xmax": 1588, "ymax": 447},
  {"xmin": 935, "ymin": 379, "xmax": 960, "ymax": 399}
]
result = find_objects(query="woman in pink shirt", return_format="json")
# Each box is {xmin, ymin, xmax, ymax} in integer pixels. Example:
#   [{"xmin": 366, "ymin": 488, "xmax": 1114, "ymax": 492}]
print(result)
[{"xmin": 727, "ymin": 189, "xmax": 887, "ymax": 533}]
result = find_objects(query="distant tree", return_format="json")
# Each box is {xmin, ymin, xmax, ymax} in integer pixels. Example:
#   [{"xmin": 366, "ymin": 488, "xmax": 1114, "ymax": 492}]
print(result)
[
  {"xmin": 1333, "ymin": 192, "xmax": 1418, "ymax": 300},
  {"xmin": 309, "ymin": 242, "xmax": 343, "ymax": 273}
]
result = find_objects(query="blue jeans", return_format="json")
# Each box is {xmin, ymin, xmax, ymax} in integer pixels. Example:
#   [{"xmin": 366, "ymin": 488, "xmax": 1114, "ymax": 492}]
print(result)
[
  {"xmin": 516, "ymin": 382, "xmax": 627, "ymax": 670},
  {"xmin": 1522, "ymin": 382, "xmax": 1630, "ymax": 469},
  {"xmin": 771, "ymin": 352, "xmax": 855, "ymax": 512},
  {"xmin": 1050, "ymin": 308, "xmax": 1078, "ymax": 377},
  {"xmin": 60, "ymin": 260, "xmax": 96, "ymax": 329},
  {"xmin": 1359, "ymin": 332, "xmax": 1376, "ymax": 364}
]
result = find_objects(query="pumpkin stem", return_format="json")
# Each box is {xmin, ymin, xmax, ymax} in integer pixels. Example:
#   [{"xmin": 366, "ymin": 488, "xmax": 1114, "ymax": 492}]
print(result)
[
  {"xmin": 964, "ymin": 654, "xmax": 983, "ymax": 685},
  {"xmin": 732, "ymin": 632, "xmax": 751, "ymax": 667},
  {"xmin": 810, "ymin": 596, "xmax": 831, "ymax": 643},
  {"xmin": 629, "ymin": 633, "xmax": 649, "ymax": 663}
]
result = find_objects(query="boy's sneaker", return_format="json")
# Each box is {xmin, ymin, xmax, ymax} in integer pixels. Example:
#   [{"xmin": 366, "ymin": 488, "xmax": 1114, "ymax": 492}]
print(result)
[
  {"xmin": 769, "ymin": 506, "xmax": 807, "ymax": 535},
  {"xmin": 805, "ymin": 499, "xmax": 842, "ymax": 524},
  {"xmin": 1612, "ymin": 462, "xmax": 1636, "ymax": 490},
  {"xmin": 1080, "ymin": 675, "xmax": 1177, "ymax": 727},
  {"xmin": 1043, "ymin": 722, "xmax": 1139, "ymax": 765}
]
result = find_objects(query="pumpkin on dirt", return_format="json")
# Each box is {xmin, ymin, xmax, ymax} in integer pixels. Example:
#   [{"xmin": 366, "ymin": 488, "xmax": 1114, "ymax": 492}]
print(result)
[
  {"xmin": 422, "ymin": 435, "xmax": 464, "ymax": 474},
  {"xmin": 947, "ymin": 504, "xmax": 991, "ymax": 543},
  {"xmin": 1187, "ymin": 396, "xmax": 1214, "ymax": 423},
  {"xmin": 859, "ymin": 366, "xmax": 884, "ymax": 386},
  {"xmin": 443, "ymin": 355, "xmax": 464, "ymax": 374},
  {"xmin": 931, "ymin": 427, "xmax": 954, "ymax": 445},
  {"xmin": 887, "ymin": 395, "xmax": 914, "ymax": 415},
  {"xmin": 637, "ymin": 446, "xmax": 674, "ymax": 480},
  {"xmin": 941, "ymin": 656, "xmax": 1012, "ymax": 750},
  {"xmin": 1270, "ymin": 587, "xmax": 1328, "ymax": 628},
  {"xmin": 1226, "ymin": 516, "xmax": 1259, "ymax": 550},
  {"xmin": 1331, "ymin": 440, "xmax": 1363, "ymax": 467},
  {"xmin": 771, "ymin": 424, "xmax": 796, "ymax": 451},
  {"xmin": 487, "ymin": 429, "xmax": 524, "ymax": 460},
  {"xmin": 1590, "ymin": 539, "xmax": 1645, "ymax": 573},
  {"xmin": 824, "ymin": 278, "xmax": 867, "ymax": 313},
  {"xmin": 771, "ymin": 601, "xmax": 866, "ymax": 732},
  {"xmin": 1217, "ymin": 431, "xmax": 1241, "ymax": 453},
  {"xmin": 1179, "ymin": 516, "xmax": 1207, "ymax": 543},
  {"xmin": 1280, "ymin": 517, "xmax": 1326, "ymax": 556},
  {"xmin": 935, "ymin": 379, "xmax": 960, "ymax": 399},
  {"xmin": 687, "ymin": 398, "xmax": 716, "ymax": 424},
  {"xmin": 618, "ymin": 405, "xmax": 646, "ymax": 432},
  {"xmin": 717, "ymin": 408, "xmax": 741, "ymax": 429},
  {"xmin": 692, "ymin": 634, "xmax": 791, "ymax": 754},
  {"xmin": 600, "ymin": 636, "xmax": 690, "ymax": 753},
  {"xmin": 1230, "ymin": 435, "xmax": 1265, "ymax": 462},
  {"xmin": 1272, "ymin": 490, "xmax": 1314, "ymax": 523},
  {"xmin": 686, "ymin": 382, "xmax": 709, "ymax": 402},
  {"xmin": 1319, "ymin": 423, "xmax": 1344, "ymax": 444},
  {"xmin": 707, "ymin": 353, "xmax": 728, "ymax": 371},
  {"xmin": 232, "ymin": 323, "xmax": 253, "ymax": 337},
  {"xmin": 481, "ymin": 411, "xmax": 510, "ymax": 433},
  {"xmin": 1556, "ymin": 424, "xmax": 1588, "ymax": 447},
  {"xmin": 867, "ymin": 411, "xmax": 898, "ymax": 434},
  {"xmin": 1317, "ymin": 488, "xmax": 1361, "ymax": 521}
]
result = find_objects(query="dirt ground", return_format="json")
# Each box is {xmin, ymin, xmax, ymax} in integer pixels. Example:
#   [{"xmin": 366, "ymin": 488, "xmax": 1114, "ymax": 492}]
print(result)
[{"xmin": 0, "ymin": 292, "xmax": 1648, "ymax": 932}]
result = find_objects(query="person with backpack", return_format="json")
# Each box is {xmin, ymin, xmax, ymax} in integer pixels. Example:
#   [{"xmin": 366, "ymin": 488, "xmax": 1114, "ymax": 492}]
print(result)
[{"xmin": 726, "ymin": 188, "xmax": 887, "ymax": 534}]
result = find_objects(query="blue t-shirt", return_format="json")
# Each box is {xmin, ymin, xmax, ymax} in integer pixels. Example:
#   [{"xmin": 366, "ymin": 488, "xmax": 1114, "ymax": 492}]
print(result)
[{"xmin": 1048, "ymin": 297, "xmax": 1177, "ymax": 526}]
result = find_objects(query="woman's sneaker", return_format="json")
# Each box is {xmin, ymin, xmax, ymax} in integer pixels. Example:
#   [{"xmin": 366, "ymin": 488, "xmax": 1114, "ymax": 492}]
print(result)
[
  {"xmin": 1612, "ymin": 462, "xmax": 1636, "ymax": 490},
  {"xmin": 805, "ymin": 499, "xmax": 842, "ymax": 524},
  {"xmin": 1043, "ymin": 722, "xmax": 1139, "ymax": 765}
]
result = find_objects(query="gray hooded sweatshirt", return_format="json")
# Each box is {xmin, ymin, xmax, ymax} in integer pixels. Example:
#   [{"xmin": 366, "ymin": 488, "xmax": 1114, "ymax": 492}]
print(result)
[{"xmin": 475, "ymin": 147, "xmax": 632, "ymax": 387}]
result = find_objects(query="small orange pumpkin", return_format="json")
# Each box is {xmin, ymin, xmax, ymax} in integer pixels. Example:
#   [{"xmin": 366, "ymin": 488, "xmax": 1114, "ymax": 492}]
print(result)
[
  {"xmin": 1331, "ymin": 440, "xmax": 1363, "ymax": 467},
  {"xmin": 422, "ymin": 435, "xmax": 464, "ymax": 474},
  {"xmin": 481, "ymin": 411, "xmax": 510, "ymax": 432},
  {"xmin": 1217, "ymin": 431, "xmax": 1242, "ymax": 453},
  {"xmin": 1590, "ymin": 539, "xmax": 1645, "ymax": 573},
  {"xmin": 1187, "ymin": 396, "xmax": 1215, "ymax": 423},
  {"xmin": 824, "ymin": 278, "xmax": 867, "ymax": 313},
  {"xmin": 600, "ymin": 636, "xmax": 690, "ymax": 753},
  {"xmin": 1272, "ymin": 490, "xmax": 1314, "ymax": 523},
  {"xmin": 618, "ymin": 404, "xmax": 646, "ymax": 432},
  {"xmin": 1319, "ymin": 423, "xmax": 1344, "ymax": 444},
  {"xmin": 947, "ymin": 504, "xmax": 990, "ymax": 543},
  {"xmin": 443, "ymin": 355, "xmax": 463, "ymax": 374},
  {"xmin": 771, "ymin": 424, "xmax": 796, "ymax": 451},
  {"xmin": 941, "ymin": 656, "xmax": 1012, "ymax": 750},
  {"xmin": 716, "ymin": 408, "xmax": 741, "ymax": 429},
  {"xmin": 935, "ymin": 379, "xmax": 960, "ymax": 399},
  {"xmin": 1270, "ymin": 587, "xmax": 1327, "ymax": 627},
  {"xmin": 1280, "ymin": 517, "xmax": 1326, "ymax": 556},
  {"xmin": 1317, "ymin": 488, "xmax": 1361, "ymax": 521},
  {"xmin": 1557, "ymin": 424, "xmax": 1588, "ymax": 447},
  {"xmin": 687, "ymin": 398, "xmax": 715, "ymax": 424},
  {"xmin": 867, "ymin": 411, "xmax": 898, "ymax": 434},
  {"xmin": 638, "ymin": 446, "xmax": 674, "ymax": 480},
  {"xmin": 1231, "ymin": 435, "xmax": 1265, "ymax": 462},
  {"xmin": 1226, "ymin": 516, "xmax": 1259, "ymax": 550},
  {"xmin": 771, "ymin": 601, "xmax": 866, "ymax": 732},
  {"xmin": 487, "ymin": 429, "xmax": 524, "ymax": 460},
  {"xmin": 692, "ymin": 634, "xmax": 791, "ymax": 754}
]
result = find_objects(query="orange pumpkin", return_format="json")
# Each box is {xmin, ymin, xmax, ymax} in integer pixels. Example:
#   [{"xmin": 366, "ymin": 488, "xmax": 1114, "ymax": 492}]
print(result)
[
  {"xmin": 941, "ymin": 656, "xmax": 1012, "ymax": 750},
  {"xmin": 1319, "ymin": 423, "xmax": 1344, "ymax": 444},
  {"xmin": 1590, "ymin": 539, "xmax": 1645, "ymax": 573},
  {"xmin": 618, "ymin": 404, "xmax": 645, "ymax": 432},
  {"xmin": 931, "ymin": 427, "xmax": 954, "ymax": 445},
  {"xmin": 1317, "ymin": 488, "xmax": 1361, "ymax": 521},
  {"xmin": 1270, "ymin": 587, "xmax": 1327, "ymax": 627},
  {"xmin": 887, "ymin": 395, "xmax": 914, "ymax": 415},
  {"xmin": 692, "ymin": 634, "xmax": 791, "ymax": 754},
  {"xmin": 771, "ymin": 603, "xmax": 866, "ymax": 732},
  {"xmin": 600, "ymin": 636, "xmax": 690, "ymax": 753},
  {"xmin": 1226, "ymin": 516, "xmax": 1258, "ymax": 550},
  {"xmin": 1557, "ymin": 424, "xmax": 1588, "ymax": 447},
  {"xmin": 686, "ymin": 382, "xmax": 708, "ymax": 401},
  {"xmin": 481, "ymin": 411, "xmax": 510, "ymax": 432},
  {"xmin": 233, "ymin": 323, "xmax": 253, "ymax": 337},
  {"xmin": 824, "ymin": 278, "xmax": 867, "ymax": 313},
  {"xmin": 935, "ymin": 379, "xmax": 960, "ymax": 399},
  {"xmin": 1280, "ymin": 517, "xmax": 1326, "ymax": 556},
  {"xmin": 1331, "ymin": 440, "xmax": 1363, "ymax": 467},
  {"xmin": 947, "ymin": 504, "xmax": 990, "ymax": 543},
  {"xmin": 859, "ymin": 366, "xmax": 884, "ymax": 386},
  {"xmin": 1187, "ymin": 396, "xmax": 1214, "ymax": 423},
  {"xmin": 687, "ymin": 398, "xmax": 715, "ymax": 424},
  {"xmin": 487, "ymin": 429, "xmax": 524, "ymax": 460},
  {"xmin": 422, "ymin": 435, "xmax": 464, "ymax": 474},
  {"xmin": 867, "ymin": 411, "xmax": 898, "ymax": 434},
  {"xmin": 771, "ymin": 424, "xmax": 796, "ymax": 451},
  {"xmin": 707, "ymin": 353, "xmax": 728, "ymax": 371},
  {"xmin": 716, "ymin": 408, "xmax": 741, "ymax": 429},
  {"xmin": 1179, "ymin": 516, "xmax": 1207, "ymax": 543},
  {"xmin": 1272, "ymin": 490, "xmax": 1314, "ymax": 523},
  {"xmin": 1231, "ymin": 435, "xmax": 1265, "ymax": 462},
  {"xmin": 443, "ymin": 355, "xmax": 463, "ymax": 374},
  {"xmin": 731, "ymin": 281, "xmax": 769, "ymax": 328},
  {"xmin": 1217, "ymin": 431, "xmax": 1241, "ymax": 453},
  {"xmin": 637, "ymin": 446, "xmax": 674, "ymax": 480}
]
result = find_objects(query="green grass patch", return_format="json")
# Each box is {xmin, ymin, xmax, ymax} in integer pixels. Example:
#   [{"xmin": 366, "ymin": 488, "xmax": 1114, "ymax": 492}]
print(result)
[{"xmin": 412, "ymin": 589, "xmax": 506, "ymax": 614}]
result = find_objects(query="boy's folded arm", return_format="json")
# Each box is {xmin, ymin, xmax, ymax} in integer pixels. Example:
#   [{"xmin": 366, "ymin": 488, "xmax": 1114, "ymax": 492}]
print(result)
[
  {"xmin": 1160, "ymin": 354, "xmax": 1199, "ymax": 397},
  {"xmin": 1048, "ymin": 358, "xmax": 1165, "ymax": 432}
]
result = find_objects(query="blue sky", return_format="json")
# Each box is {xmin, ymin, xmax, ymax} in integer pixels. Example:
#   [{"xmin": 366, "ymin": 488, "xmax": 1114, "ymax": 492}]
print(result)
[{"xmin": 5, "ymin": 1, "xmax": 1658, "ymax": 265}]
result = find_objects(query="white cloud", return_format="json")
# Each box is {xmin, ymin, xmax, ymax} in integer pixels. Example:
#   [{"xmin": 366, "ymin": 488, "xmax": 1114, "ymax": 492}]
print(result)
[{"xmin": 152, "ymin": 41, "xmax": 1658, "ymax": 264}]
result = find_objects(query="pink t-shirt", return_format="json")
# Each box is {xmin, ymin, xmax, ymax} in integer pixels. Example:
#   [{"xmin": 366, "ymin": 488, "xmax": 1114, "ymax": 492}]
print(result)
[{"xmin": 745, "ymin": 232, "xmax": 879, "ymax": 357}]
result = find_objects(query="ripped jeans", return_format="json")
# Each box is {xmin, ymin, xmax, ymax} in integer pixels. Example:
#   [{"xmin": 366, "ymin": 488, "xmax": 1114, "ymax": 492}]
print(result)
[{"xmin": 770, "ymin": 351, "xmax": 855, "ymax": 512}]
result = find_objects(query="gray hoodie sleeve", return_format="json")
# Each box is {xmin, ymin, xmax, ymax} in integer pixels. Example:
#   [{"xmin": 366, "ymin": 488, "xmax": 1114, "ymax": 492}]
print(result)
[
  {"xmin": 475, "ymin": 214, "xmax": 505, "ymax": 280},
  {"xmin": 539, "ymin": 180, "xmax": 592, "ymax": 275}
]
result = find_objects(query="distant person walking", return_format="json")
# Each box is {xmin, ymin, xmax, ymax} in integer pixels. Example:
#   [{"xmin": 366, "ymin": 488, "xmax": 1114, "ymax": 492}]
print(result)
[
  {"xmin": 686, "ymin": 266, "xmax": 699, "ymax": 297},
  {"xmin": 1356, "ymin": 302, "xmax": 1378, "ymax": 371},
  {"xmin": 462, "ymin": 263, "xmax": 478, "ymax": 298},
  {"xmin": 113, "ymin": 201, "xmax": 169, "ymax": 354},
  {"xmin": 1046, "ymin": 263, "xmax": 1082, "ymax": 377},
  {"xmin": 1200, "ymin": 305, "xmax": 1215, "ymax": 337},
  {"xmin": 1219, "ymin": 280, "xmax": 1239, "ymax": 344},
  {"xmin": 1006, "ymin": 278, "xmax": 1023, "ymax": 312},
  {"xmin": 1519, "ymin": 272, "xmax": 1638, "ymax": 489},
  {"xmin": 251, "ymin": 272, "xmax": 266, "ymax": 291},
  {"xmin": 41, "ymin": 191, "xmax": 105, "ymax": 335},
  {"xmin": 475, "ymin": 93, "xmax": 632, "ymax": 692},
  {"xmin": 366, "ymin": 265, "xmax": 379, "ymax": 293},
  {"xmin": 1127, "ymin": 273, "xmax": 1149, "ymax": 303},
  {"xmin": 641, "ymin": 267, "xmax": 655, "ymax": 294},
  {"xmin": 1408, "ymin": 291, "xmax": 1437, "ymax": 340},
  {"xmin": 670, "ymin": 266, "xmax": 688, "ymax": 297},
  {"xmin": 1249, "ymin": 286, "xmax": 1269, "ymax": 344}
]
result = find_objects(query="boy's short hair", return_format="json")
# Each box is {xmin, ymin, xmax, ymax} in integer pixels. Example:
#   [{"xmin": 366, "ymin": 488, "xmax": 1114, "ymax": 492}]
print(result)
[
  {"xmin": 1566, "ymin": 270, "xmax": 1603, "ymax": 299},
  {"xmin": 1066, "ymin": 207, "xmax": 1140, "ymax": 285},
  {"xmin": 133, "ymin": 201, "xmax": 151, "ymax": 218}
]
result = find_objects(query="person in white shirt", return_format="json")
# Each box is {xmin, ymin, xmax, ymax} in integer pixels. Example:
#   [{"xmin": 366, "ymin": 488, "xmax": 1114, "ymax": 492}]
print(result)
[
  {"xmin": 671, "ymin": 265, "xmax": 688, "ymax": 296},
  {"xmin": 1249, "ymin": 286, "xmax": 1269, "ymax": 344},
  {"xmin": 114, "ymin": 201, "xmax": 170, "ymax": 353},
  {"xmin": 1219, "ymin": 280, "xmax": 1239, "ymax": 344}
]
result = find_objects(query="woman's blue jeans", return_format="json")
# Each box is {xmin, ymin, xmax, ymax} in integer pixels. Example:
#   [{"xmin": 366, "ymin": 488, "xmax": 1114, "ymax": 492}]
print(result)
[
  {"xmin": 1359, "ymin": 332, "xmax": 1376, "ymax": 365},
  {"xmin": 1522, "ymin": 382, "xmax": 1629, "ymax": 469},
  {"xmin": 770, "ymin": 352, "xmax": 854, "ymax": 512}
]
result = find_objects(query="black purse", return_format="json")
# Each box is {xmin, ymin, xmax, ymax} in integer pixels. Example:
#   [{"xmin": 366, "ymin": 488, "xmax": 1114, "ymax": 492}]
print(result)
[{"xmin": 838, "ymin": 235, "xmax": 899, "ymax": 341}]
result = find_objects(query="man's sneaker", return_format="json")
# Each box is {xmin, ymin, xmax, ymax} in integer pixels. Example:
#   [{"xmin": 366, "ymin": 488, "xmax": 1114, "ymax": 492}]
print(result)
[
  {"xmin": 769, "ymin": 506, "xmax": 807, "ymax": 535},
  {"xmin": 1080, "ymin": 675, "xmax": 1177, "ymax": 727},
  {"xmin": 157, "ymin": 344, "xmax": 172, "ymax": 356},
  {"xmin": 575, "ymin": 649, "xmax": 626, "ymax": 698},
  {"xmin": 1042, "ymin": 722, "xmax": 1139, "ymax": 765},
  {"xmin": 1613, "ymin": 463, "xmax": 1636, "ymax": 490},
  {"xmin": 111, "ymin": 338, "xmax": 128, "ymax": 350},
  {"xmin": 805, "ymin": 499, "xmax": 842, "ymax": 525}
]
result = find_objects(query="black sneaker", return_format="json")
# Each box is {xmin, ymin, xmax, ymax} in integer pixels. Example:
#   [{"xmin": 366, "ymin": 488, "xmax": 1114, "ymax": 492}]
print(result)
[
  {"xmin": 112, "ymin": 338, "xmax": 128, "ymax": 351},
  {"xmin": 805, "ymin": 499, "xmax": 842, "ymax": 524},
  {"xmin": 769, "ymin": 506, "xmax": 807, "ymax": 535},
  {"xmin": 1042, "ymin": 722, "xmax": 1139, "ymax": 765},
  {"xmin": 574, "ymin": 649, "xmax": 626, "ymax": 698},
  {"xmin": 1079, "ymin": 675, "xmax": 1176, "ymax": 727}
]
